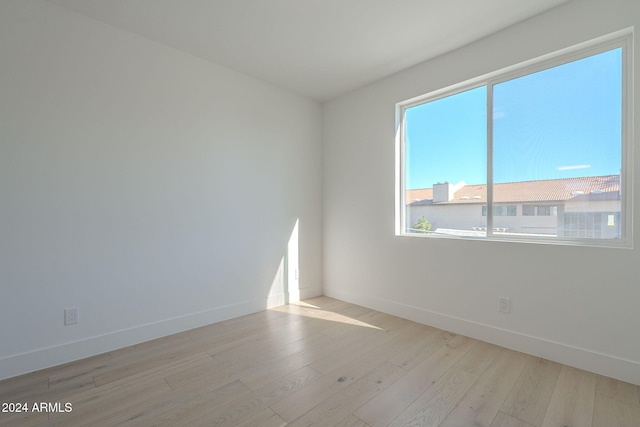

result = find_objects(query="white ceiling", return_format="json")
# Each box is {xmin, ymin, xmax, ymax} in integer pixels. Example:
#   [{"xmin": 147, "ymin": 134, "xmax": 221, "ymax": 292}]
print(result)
[{"xmin": 48, "ymin": 0, "xmax": 571, "ymax": 101}]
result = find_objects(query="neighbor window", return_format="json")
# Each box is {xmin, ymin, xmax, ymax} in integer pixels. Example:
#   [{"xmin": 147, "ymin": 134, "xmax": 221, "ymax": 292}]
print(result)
[
  {"xmin": 522, "ymin": 205, "xmax": 558, "ymax": 216},
  {"xmin": 482, "ymin": 205, "xmax": 516, "ymax": 216},
  {"xmin": 399, "ymin": 31, "xmax": 631, "ymax": 247}
]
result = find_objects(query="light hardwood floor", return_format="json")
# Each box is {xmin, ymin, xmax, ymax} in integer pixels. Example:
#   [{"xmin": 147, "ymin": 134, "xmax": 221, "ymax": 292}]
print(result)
[{"xmin": 1, "ymin": 297, "xmax": 639, "ymax": 426}]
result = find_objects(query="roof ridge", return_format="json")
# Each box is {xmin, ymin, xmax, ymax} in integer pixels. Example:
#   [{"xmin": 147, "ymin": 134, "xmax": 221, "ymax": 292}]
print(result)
[
  {"xmin": 493, "ymin": 174, "xmax": 619, "ymax": 186},
  {"xmin": 408, "ymin": 174, "xmax": 620, "ymax": 191}
]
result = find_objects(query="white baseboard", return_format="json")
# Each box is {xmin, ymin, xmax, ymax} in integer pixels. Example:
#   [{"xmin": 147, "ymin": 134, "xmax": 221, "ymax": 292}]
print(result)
[
  {"xmin": 324, "ymin": 286, "xmax": 640, "ymax": 386},
  {"xmin": 0, "ymin": 288, "xmax": 320, "ymax": 381}
]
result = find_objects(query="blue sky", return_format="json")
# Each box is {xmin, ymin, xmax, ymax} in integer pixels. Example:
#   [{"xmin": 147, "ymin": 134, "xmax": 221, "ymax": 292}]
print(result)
[{"xmin": 405, "ymin": 48, "xmax": 622, "ymax": 190}]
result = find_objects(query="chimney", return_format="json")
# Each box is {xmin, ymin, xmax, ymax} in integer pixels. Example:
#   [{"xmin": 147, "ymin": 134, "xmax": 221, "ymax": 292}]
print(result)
[
  {"xmin": 433, "ymin": 182, "xmax": 454, "ymax": 203},
  {"xmin": 433, "ymin": 181, "xmax": 465, "ymax": 203}
]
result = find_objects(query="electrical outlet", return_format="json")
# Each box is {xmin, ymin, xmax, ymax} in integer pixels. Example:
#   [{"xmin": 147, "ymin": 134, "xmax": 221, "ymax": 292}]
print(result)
[
  {"xmin": 64, "ymin": 308, "xmax": 79, "ymax": 325},
  {"xmin": 498, "ymin": 297, "xmax": 511, "ymax": 314}
]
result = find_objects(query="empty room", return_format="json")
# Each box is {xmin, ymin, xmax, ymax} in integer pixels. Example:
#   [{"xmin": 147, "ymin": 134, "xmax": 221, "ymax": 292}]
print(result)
[{"xmin": 1, "ymin": 0, "xmax": 639, "ymax": 426}]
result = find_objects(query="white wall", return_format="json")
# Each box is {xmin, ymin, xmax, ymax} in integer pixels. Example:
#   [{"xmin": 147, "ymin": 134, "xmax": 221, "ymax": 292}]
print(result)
[
  {"xmin": 0, "ymin": 0, "xmax": 322, "ymax": 380},
  {"xmin": 323, "ymin": 0, "xmax": 640, "ymax": 385}
]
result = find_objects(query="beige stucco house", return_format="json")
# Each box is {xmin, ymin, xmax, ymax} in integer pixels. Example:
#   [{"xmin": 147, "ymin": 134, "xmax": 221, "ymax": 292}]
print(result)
[{"xmin": 406, "ymin": 175, "xmax": 621, "ymax": 239}]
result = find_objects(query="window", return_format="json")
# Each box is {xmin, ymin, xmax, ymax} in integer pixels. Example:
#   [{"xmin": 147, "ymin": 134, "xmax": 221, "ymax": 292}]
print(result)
[
  {"xmin": 522, "ymin": 205, "xmax": 557, "ymax": 216},
  {"xmin": 561, "ymin": 212, "xmax": 621, "ymax": 239},
  {"xmin": 398, "ymin": 31, "xmax": 631, "ymax": 247},
  {"xmin": 482, "ymin": 205, "xmax": 516, "ymax": 216}
]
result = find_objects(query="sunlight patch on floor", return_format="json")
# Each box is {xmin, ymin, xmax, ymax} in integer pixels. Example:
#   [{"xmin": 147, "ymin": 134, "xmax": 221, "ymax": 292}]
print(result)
[{"xmin": 271, "ymin": 303, "xmax": 382, "ymax": 330}]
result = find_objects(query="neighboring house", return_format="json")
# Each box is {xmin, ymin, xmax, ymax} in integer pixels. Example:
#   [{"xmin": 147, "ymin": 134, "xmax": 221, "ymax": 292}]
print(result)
[{"xmin": 406, "ymin": 175, "xmax": 621, "ymax": 239}]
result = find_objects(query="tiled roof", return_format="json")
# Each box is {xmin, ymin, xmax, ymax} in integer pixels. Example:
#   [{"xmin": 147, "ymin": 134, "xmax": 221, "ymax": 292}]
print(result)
[{"xmin": 407, "ymin": 175, "xmax": 620, "ymax": 205}]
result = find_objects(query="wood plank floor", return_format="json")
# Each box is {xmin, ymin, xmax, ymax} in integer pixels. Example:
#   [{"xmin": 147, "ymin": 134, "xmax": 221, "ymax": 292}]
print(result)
[{"xmin": 1, "ymin": 297, "xmax": 639, "ymax": 426}]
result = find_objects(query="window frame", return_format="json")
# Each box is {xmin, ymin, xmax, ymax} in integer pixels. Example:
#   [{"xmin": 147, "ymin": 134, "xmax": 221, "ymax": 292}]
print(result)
[{"xmin": 396, "ymin": 30, "xmax": 633, "ymax": 249}]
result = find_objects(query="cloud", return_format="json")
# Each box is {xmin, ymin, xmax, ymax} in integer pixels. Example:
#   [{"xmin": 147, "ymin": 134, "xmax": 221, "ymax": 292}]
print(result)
[
  {"xmin": 493, "ymin": 109, "xmax": 506, "ymax": 120},
  {"xmin": 556, "ymin": 164, "xmax": 591, "ymax": 171}
]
